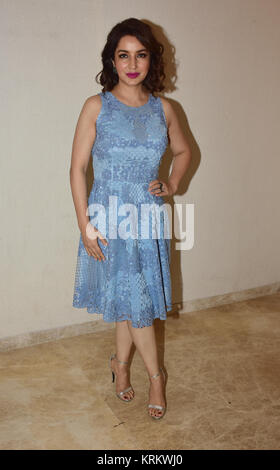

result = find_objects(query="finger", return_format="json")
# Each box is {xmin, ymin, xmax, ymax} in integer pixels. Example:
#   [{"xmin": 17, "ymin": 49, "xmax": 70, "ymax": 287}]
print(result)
[
  {"xmin": 96, "ymin": 231, "xmax": 109, "ymax": 249},
  {"xmin": 86, "ymin": 244, "xmax": 100, "ymax": 260},
  {"xmin": 88, "ymin": 248, "xmax": 98, "ymax": 260},
  {"xmin": 85, "ymin": 248, "xmax": 92, "ymax": 257},
  {"xmin": 155, "ymin": 188, "xmax": 166, "ymax": 196},
  {"xmin": 92, "ymin": 244, "xmax": 106, "ymax": 261},
  {"xmin": 148, "ymin": 180, "xmax": 159, "ymax": 190},
  {"xmin": 96, "ymin": 239, "xmax": 106, "ymax": 259},
  {"xmin": 151, "ymin": 181, "xmax": 163, "ymax": 190},
  {"xmin": 91, "ymin": 247, "xmax": 102, "ymax": 261},
  {"xmin": 98, "ymin": 233, "xmax": 109, "ymax": 245},
  {"xmin": 93, "ymin": 251, "xmax": 102, "ymax": 261},
  {"xmin": 154, "ymin": 185, "xmax": 164, "ymax": 194},
  {"xmin": 149, "ymin": 185, "xmax": 161, "ymax": 193},
  {"xmin": 148, "ymin": 179, "xmax": 159, "ymax": 187},
  {"xmin": 97, "ymin": 248, "xmax": 106, "ymax": 261}
]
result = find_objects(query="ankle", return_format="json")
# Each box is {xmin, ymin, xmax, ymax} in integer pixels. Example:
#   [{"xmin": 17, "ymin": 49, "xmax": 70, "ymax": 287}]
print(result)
[
  {"xmin": 148, "ymin": 367, "xmax": 163, "ymax": 380},
  {"xmin": 115, "ymin": 354, "xmax": 130, "ymax": 365},
  {"xmin": 113, "ymin": 357, "xmax": 129, "ymax": 372}
]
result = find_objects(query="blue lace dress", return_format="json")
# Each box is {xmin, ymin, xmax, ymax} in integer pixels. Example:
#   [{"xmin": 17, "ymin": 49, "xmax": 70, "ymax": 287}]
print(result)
[{"xmin": 72, "ymin": 90, "xmax": 172, "ymax": 328}]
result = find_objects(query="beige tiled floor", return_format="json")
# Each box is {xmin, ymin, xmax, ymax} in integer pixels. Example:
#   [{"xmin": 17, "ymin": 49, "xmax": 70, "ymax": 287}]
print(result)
[{"xmin": 0, "ymin": 293, "xmax": 280, "ymax": 450}]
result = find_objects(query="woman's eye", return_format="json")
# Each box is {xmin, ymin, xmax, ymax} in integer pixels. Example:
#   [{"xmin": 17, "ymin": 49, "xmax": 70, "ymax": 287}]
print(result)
[{"xmin": 118, "ymin": 53, "xmax": 147, "ymax": 59}]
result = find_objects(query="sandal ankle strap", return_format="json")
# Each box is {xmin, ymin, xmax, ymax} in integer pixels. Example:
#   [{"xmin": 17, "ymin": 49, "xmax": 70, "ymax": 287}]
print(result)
[{"xmin": 150, "ymin": 367, "xmax": 163, "ymax": 380}]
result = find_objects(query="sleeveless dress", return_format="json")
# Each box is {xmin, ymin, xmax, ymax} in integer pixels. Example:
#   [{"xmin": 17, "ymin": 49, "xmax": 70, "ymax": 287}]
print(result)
[{"xmin": 72, "ymin": 90, "xmax": 172, "ymax": 328}]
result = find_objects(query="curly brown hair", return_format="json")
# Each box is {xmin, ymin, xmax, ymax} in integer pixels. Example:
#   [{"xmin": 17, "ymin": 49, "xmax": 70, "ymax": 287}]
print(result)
[{"xmin": 95, "ymin": 18, "xmax": 166, "ymax": 94}]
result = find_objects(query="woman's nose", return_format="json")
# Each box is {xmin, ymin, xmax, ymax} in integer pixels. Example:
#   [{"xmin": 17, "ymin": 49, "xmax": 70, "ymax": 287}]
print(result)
[{"xmin": 129, "ymin": 58, "xmax": 137, "ymax": 68}]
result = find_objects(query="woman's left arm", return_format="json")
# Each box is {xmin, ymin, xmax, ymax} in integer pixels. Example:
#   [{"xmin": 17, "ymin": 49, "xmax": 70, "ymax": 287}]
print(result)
[{"xmin": 148, "ymin": 98, "xmax": 192, "ymax": 197}]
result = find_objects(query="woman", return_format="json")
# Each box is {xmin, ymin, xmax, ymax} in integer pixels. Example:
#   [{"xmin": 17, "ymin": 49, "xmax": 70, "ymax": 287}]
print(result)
[{"xmin": 70, "ymin": 18, "xmax": 191, "ymax": 420}]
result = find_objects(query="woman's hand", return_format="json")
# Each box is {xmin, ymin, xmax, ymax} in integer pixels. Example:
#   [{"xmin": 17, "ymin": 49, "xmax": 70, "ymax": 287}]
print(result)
[
  {"xmin": 81, "ymin": 223, "xmax": 108, "ymax": 261},
  {"xmin": 148, "ymin": 179, "xmax": 177, "ymax": 197}
]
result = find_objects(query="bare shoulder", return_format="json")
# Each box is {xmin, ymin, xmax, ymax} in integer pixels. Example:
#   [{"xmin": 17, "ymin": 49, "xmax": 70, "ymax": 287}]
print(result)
[
  {"xmin": 158, "ymin": 95, "xmax": 177, "ymax": 128},
  {"xmin": 80, "ymin": 93, "xmax": 102, "ymax": 124}
]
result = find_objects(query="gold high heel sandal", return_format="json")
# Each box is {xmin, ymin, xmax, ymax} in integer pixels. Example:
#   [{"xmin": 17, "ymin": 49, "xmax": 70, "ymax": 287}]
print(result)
[
  {"xmin": 148, "ymin": 367, "xmax": 166, "ymax": 420},
  {"xmin": 109, "ymin": 353, "xmax": 135, "ymax": 402}
]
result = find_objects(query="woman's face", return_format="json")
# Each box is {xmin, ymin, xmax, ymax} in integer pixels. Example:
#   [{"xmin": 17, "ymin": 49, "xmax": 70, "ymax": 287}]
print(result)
[{"xmin": 113, "ymin": 35, "xmax": 150, "ymax": 86}]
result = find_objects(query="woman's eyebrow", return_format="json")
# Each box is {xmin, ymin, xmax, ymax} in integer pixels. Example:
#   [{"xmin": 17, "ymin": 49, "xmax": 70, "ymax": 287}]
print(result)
[{"xmin": 117, "ymin": 49, "xmax": 148, "ymax": 53}]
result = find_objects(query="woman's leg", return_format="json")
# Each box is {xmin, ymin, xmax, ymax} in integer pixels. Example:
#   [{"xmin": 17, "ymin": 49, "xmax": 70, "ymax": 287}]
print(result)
[
  {"xmin": 112, "ymin": 320, "xmax": 135, "ymax": 400},
  {"xmin": 127, "ymin": 320, "xmax": 166, "ymax": 418},
  {"xmin": 116, "ymin": 319, "xmax": 133, "ymax": 361}
]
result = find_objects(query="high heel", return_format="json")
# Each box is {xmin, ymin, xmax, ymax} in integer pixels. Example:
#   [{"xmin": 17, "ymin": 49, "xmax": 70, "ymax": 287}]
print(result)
[
  {"xmin": 148, "ymin": 367, "xmax": 166, "ymax": 420},
  {"xmin": 109, "ymin": 353, "xmax": 135, "ymax": 402}
]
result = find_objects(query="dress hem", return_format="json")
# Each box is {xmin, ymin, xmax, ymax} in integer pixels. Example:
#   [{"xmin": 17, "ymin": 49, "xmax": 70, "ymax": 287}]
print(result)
[{"xmin": 72, "ymin": 302, "xmax": 173, "ymax": 328}]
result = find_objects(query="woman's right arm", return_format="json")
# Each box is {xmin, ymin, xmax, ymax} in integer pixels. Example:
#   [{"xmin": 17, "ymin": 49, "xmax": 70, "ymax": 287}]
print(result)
[{"xmin": 69, "ymin": 95, "xmax": 107, "ymax": 261}]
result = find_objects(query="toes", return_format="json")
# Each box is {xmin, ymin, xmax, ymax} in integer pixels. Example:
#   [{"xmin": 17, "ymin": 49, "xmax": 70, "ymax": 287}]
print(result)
[
  {"xmin": 149, "ymin": 408, "xmax": 162, "ymax": 417},
  {"xmin": 123, "ymin": 390, "xmax": 134, "ymax": 401}
]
